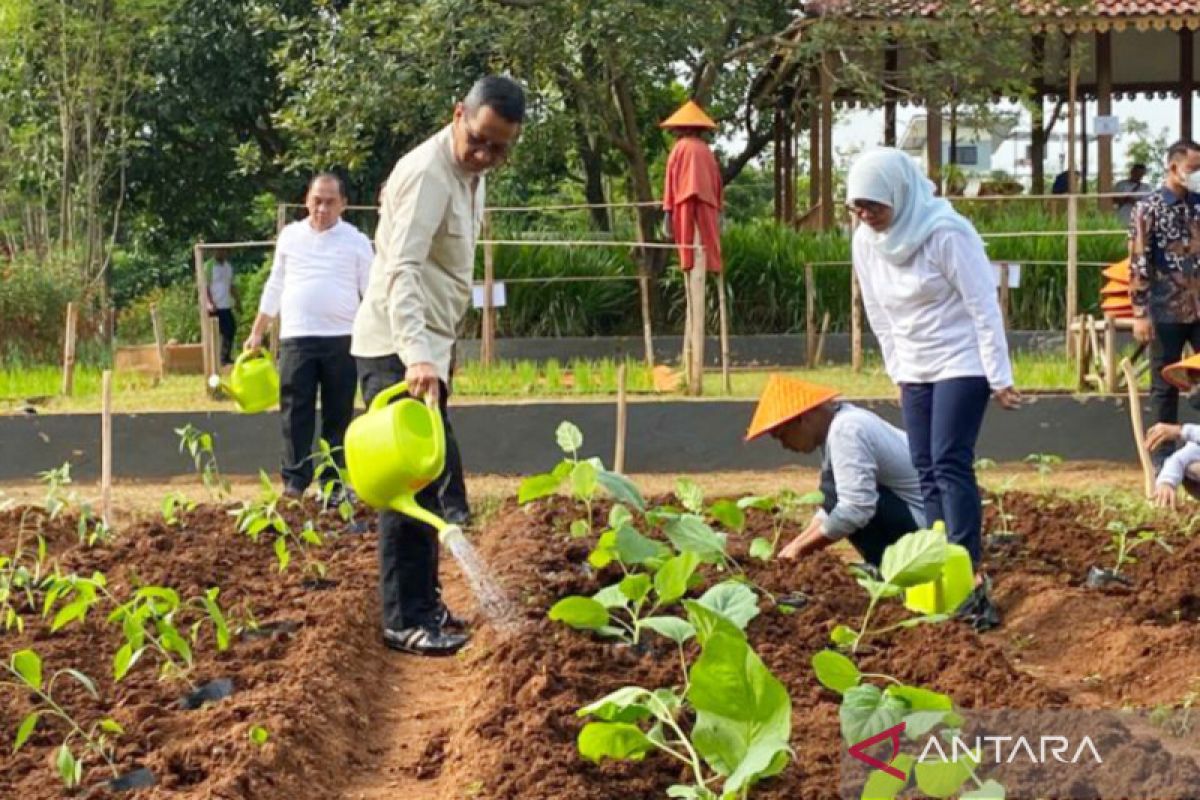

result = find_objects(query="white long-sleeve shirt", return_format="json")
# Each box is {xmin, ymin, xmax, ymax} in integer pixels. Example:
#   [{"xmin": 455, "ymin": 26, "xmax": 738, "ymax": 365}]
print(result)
[
  {"xmin": 816, "ymin": 403, "xmax": 926, "ymax": 540},
  {"xmin": 852, "ymin": 225, "xmax": 1014, "ymax": 390},
  {"xmin": 259, "ymin": 219, "xmax": 374, "ymax": 339},
  {"xmin": 352, "ymin": 125, "xmax": 483, "ymax": 381},
  {"xmin": 1157, "ymin": 424, "xmax": 1200, "ymax": 488}
]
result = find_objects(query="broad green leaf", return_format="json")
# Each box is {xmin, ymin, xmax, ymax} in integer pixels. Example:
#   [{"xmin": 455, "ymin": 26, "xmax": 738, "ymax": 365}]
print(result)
[
  {"xmin": 571, "ymin": 460, "xmax": 598, "ymax": 502},
  {"xmin": 654, "ymin": 551, "xmax": 701, "ymax": 605},
  {"xmin": 615, "ymin": 525, "xmax": 669, "ymax": 566},
  {"xmin": 61, "ymin": 669, "xmax": 98, "ymax": 699},
  {"xmin": 736, "ymin": 495, "xmax": 774, "ymax": 511},
  {"xmin": 886, "ymin": 684, "xmax": 953, "ymax": 711},
  {"xmin": 569, "ymin": 519, "xmax": 590, "ymax": 538},
  {"xmin": 274, "ymin": 536, "xmax": 291, "ymax": 572},
  {"xmin": 13, "ymin": 712, "xmax": 38, "ymax": 752},
  {"xmin": 684, "ymin": 600, "xmax": 747, "ymax": 645},
  {"xmin": 748, "ymin": 537, "xmax": 774, "ymax": 561},
  {"xmin": 578, "ymin": 686, "xmax": 653, "ymax": 723},
  {"xmin": 56, "ymin": 743, "xmax": 77, "ymax": 787},
  {"xmin": 136, "ymin": 586, "xmax": 181, "ymax": 609},
  {"xmin": 859, "ymin": 754, "xmax": 915, "ymax": 800},
  {"xmin": 619, "ymin": 574, "xmax": 652, "ymax": 604},
  {"xmin": 812, "ymin": 650, "xmax": 860, "ymax": 694},
  {"xmin": 249, "ymin": 725, "xmax": 270, "ymax": 745},
  {"xmin": 99, "ymin": 718, "xmax": 125, "ymax": 735},
  {"xmin": 640, "ymin": 616, "xmax": 696, "ymax": 645},
  {"xmin": 158, "ymin": 623, "xmax": 193, "ymax": 664},
  {"xmin": 664, "ymin": 516, "xmax": 728, "ymax": 561},
  {"xmin": 666, "ymin": 786, "xmax": 711, "ymax": 799},
  {"xmin": 708, "ymin": 499, "xmax": 746, "ymax": 533},
  {"xmin": 11, "ymin": 649, "xmax": 41, "ymax": 690},
  {"xmin": 548, "ymin": 596, "xmax": 610, "ymax": 630},
  {"xmin": 597, "ymin": 470, "xmax": 646, "ymax": 511},
  {"xmin": 593, "ymin": 584, "xmax": 630, "ymax": 609},
  {"xmin": 962, "ymin": 779, "xmax": 1006, "ymax": 799},
  {"xmin": 588, "ymin": 530, "xmax": 618, "ymax": 569},
  {"xmin": 113, "ymin": 643, "xmax": 137, "ymax": 681},
  {"xmin": 577, "ymin": 722, "xmax": 653, "ymax": 763},
  {"xmin": 856, "ymin": 577, "xmax": 905, "ymax": 599},
  {"xmin": 517, "ymin": 472, "xmax": 562, "ymax": 504},
  {"xmin": 903, "ymin": 710, "xmax": 953, "ymax": 740},
  {"xmin": 51, "ymin": 600, "xmax": 90, "ymax": 632},
  {"xmin": 300, "ymin": 527, "xmax": 322, "ymax": 546},
  {"xmin": 914, "ymin": 752, "xmax": 978, "ymax": 798},
  {"xmin": 202, "ymin": 592, "xmax": 231, "ymax": 651},
  {"xmin": 696, "ymin": 581, "xmax": 759, "ymax": 630},
  {"xmin": 797, "ymin": 490, "xmax": 825, "ymax": 505},
  {"xmin": 839, "ymin": 684, "xmax": 907, "ymax": 744},
  {"xmin": 556, "ymin": 422, "xmax": 584, "ymax": 455},
  {"xmin": 831, "ymin": 625, "xmax": 859, "ymax": 647},
  {"xmin": 881, "ymin": 528, "xmax": 948, "ymax": 588},
  {"xmin": 608, "ymin": 504, "xmax": 632, "ymax": 529},
  {"xmin": 676, "ymin": 478, "xmax": 705, "ymax": 514}
]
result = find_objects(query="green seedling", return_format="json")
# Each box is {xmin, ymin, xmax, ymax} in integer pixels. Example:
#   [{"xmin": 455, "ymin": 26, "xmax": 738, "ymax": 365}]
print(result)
[
  {"xmin": 975, "ymin": 458, "xmax": 1018, "ymax": 539},
  {"xmin": 811, "ymin": 649, "xmax": 1001, "ymax": 799},
  {"xmin": 833, "ymin": 527, "xmax": 952, "ymax": 654},
  {"xmin": 1105, "ymin": 520, "xmax": 1173, "ymax": 576},
  {"xmin": 0, "ymin": 513, "xmax": 49, "ymax": 631},
  {"xmin": 1150, "ymin": 679, "xmax": 1200, "ymax": 737},
  {"xmin": 176, "ymin": 424, "xmax": 230, "ymax": 499},
  {"xmin": 1024, "ymin": 452, "xmax": 1063, "ymax": 490},
  {"xmin": 38, "ymin": 462, "xmax": 74, "ymax": 520},
  {"xmin": 517, "ymin": 421, "xmax": 645, "ymax": 538},
  {"xmin": 161, "ymin": 492, "xmax": 197, "ymax": 528},
  {"xmin": 736, "ymin": 489, "xmax": 824, "ymax": 561},
  {"xmin": 577, "ymin": 609, "xmax": 792, "ymax": 800},
  {"xmin": 2, "ymin": 649, "xmax": 123, "ymax": 789},
  {"xmin": 234, "ymin": 471, "xmax": 328, "ymax": 578},
  {"xmin": 311, "ymin": 438, "xmax": 354, "ymax": 522}
]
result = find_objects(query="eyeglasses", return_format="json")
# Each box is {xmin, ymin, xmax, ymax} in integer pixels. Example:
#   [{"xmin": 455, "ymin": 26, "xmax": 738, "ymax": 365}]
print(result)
[
  {"xmin": 461, "ymin": 118, "xmax": 513, "ymax": 159},
  {"xmin": 846, "ymin": 199, "xmax": 889, "ymax": 217}
]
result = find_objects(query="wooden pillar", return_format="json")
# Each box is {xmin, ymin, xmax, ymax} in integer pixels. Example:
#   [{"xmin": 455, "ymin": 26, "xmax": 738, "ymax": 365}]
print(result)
[
  {"xmin": 100, "ymin": 370, "xmax": 113, "ymax": 527},
  {"xmin": 819, "ymin": 55, "xmax": 835, "ymax": 230},
  {"xmin": 150, "ymin": 303, "xmax": 166, "ymax": 380},
  {"xmin": 1032, "ymin": 34, "xmax": 1047, "ymax": 195},
  {"xmin": 784, "ymin": 112, "xmax": 796, "ymax": 224},
  {"xmin": 773, "ymin": 108, "xmax": 784, "ymax": 222},
  {"xmin": 193, "ymin": 244, "xmax": 212, "ymax": 379},
  {"xmin": 1067, "ymin": 193, "xmax": 1080, "ymax": 354},
  {"xmin": 1183, "ymin": 28, "xmax": 1195, "ymax": 140},
  {"xmin": 1067, "ymin": 34, "xmax": 1079, "ymax": 195},
  {"xmin": 884, "ymin": 45, "xmax": 898, "ymax": 147},
  {"xmin": 1097, "ymin": 30, "xmax": 1114, "ymax": 209},
  {"xmin": 1080, "ymin": 97, "xmax": 1089, "ymax": 193},
  {"xmin": 926, "ymin": 106, "xmax": 943, "ymax": 193},
  {"xmin": 808, "ymin": 96, "xmax": 821, "ymax": 210},
  {"xmin": 61, "ymin": 302, "xmax": 78, "ymax": 396}
]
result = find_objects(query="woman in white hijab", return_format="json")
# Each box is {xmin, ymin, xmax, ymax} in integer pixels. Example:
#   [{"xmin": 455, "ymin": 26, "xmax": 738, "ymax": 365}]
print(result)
[{"xmin": 846, "ymin": 148, "xmax": 1020, "ymax": 630}]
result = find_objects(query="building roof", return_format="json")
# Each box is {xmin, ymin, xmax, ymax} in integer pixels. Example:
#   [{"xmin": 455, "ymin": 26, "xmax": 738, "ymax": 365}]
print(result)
[{"xmin": 805, "ymin": 1, "xmax": 1200, "ymax": 29}]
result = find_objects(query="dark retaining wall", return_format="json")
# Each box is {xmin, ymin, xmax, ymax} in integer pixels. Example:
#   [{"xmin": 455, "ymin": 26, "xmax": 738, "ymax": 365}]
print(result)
[{"xmin": 0, "ymin": 395, "xmax": 1164, "ymax": 480}]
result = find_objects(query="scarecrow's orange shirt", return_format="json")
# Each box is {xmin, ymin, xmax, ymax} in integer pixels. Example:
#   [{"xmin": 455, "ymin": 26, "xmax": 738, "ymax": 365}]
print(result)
[{"xmin": 663, "ymin": 136, "xmax": 723, "ymax": 272}]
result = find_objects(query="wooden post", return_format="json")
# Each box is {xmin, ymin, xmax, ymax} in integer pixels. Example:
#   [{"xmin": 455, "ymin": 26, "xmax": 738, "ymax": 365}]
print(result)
[
  {"xmin": 808, "ymin": 91, "xmax": 820, "ymax": 211},
  {"xmin": 999, "ymin": 263, "xmax": 1011, "ymax": 328},
  {"xmin": 1067, "ymin": 34, "xmax": 1079, "ymax": 195},
  {"xmin": 1097, "ymin": 31, "xmax": 1114, "ymax": 209},
  {"xmin": 819, "ymin": 52, "xmax": 835, "ymax": 230},
  {"xmin": 101, "ymin": 370, "xmax": 113, "ymax": 527},
  {"xmin": 482, "ymin": 212, "xmax": 496, "ymax": 366},
  {"xmin": 1086, "ymin": 315, "xmax": 1103, "ymax": 385},
  {"xmin": 614, "ymin": 364, "xmax": 628, "ymax": 474},
  {"xmin": 1104, "ymin": 316, "xmax": 1118, "ymax": 394},
  {"xmin": 194, "ymin": 244, "xmax": 212, "ymax": 379},
  {"xmin": 208, "ymin": 317, "xmax": 221, "ymax": 384},
  {"xmin": 632, "ymin": 211, "xmax": 655, "ymax": 369},
  {"xmin": 851, "ymin": 268, "xmax": 863, "ymax": 372},
  {"xmin": 687, "ymin": 235, "xmax": 706, "ymax": 397},
  {"xmin": 1122, "ymin": 358, "xmax": 1155, "ymax": 498},
  {"xmin": 1066, "ymin": 194, "xmax": 1079, "ymax": 355},
  {"xmin": 814, "ymin": 311, "xmax": 831, "ymax": 366},
  {"xmin": 1183, "ymin": 29, "xmax": 1195, "ymax": 141},
  {"xmin": 717, "ymin": 271, "xmax": 731, "ymax": 394},
  {"xmin": 805, "ymin": 264, "xmax": 817, "ymax": 367},
  {"xmin": 61, "ymin": 302, "xmax": 78, "ymax": 396},
  {"xmin": 150, "ymin": 303, "xmax": 166, "ymax": 380},
  {"xmin": 1031, "ymin": 34, "xmax": 1047, "ymax": 195},
  {"xmin": 1074, "ymin": 316, "xmax": 1089, "ymax": 391}
]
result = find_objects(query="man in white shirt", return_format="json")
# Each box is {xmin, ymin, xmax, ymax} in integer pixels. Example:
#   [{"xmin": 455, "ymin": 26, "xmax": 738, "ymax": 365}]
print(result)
[
  {"xmin": 245, "ymin": 173, "xmax": 374, "ymax": 498},
  {"xmin": 353, "ymin": 76, "xmax": 524, "ymax": 656},
  {"xmin": 205, "ymin": 249, "xmax": 237, "ymax": 366}
]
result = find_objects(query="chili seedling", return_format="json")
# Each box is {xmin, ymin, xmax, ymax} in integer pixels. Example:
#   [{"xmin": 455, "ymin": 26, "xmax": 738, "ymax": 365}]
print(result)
[
  {"xmin": 176, "ymin": 424, "xmax": 230, "ymax": 499},
  {"xmin": 1024, "ymin": 452, "xmax": 1063, "ymax": 491},
  {"xmin": 0, "ymin": 515, "xmax": 49, "ymax": 631},
  {"xmin": 234, "ymin": 471, "xmax": 329, "ymax": 578},
  {"xmin": 311, "ymin": 438, "xmax": 354, "ymax": 522},
  {"xmin": 1105, "ymin": 520, "xmax": 1173, "ymax": 576},
  {"xmin": 161, "ymin": 491, "xmax": 197, "ymax": 528}
]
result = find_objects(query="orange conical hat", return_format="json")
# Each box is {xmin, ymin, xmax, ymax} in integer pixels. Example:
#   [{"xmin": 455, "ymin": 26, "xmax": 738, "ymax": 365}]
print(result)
[
  {"xmin": 660, "ymin": 100, "xmax": 717, "ymax": 130},
  {"xmin": 1101, "ymin": 295, "xmax": 1132, "ymax": 310},
  {"xmin": 1102, "ymin": 259, "xmax": 1131, "ymax": 283},
  {"xmin": 745, "ymin": 374, "xmax": 840, "ymax": 441},
  {"xmin": 1101, "ymin": 280, "xmax": 1130, "ymax": 297},
  {"xmin": 1163, "ymin": 354, "xmax": 1200, "ymax": 391}
]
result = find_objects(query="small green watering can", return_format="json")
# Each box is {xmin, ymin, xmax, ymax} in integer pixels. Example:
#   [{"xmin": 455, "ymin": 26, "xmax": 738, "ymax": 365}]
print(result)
[
  {"xmin": 208, "ymin": 348, "xmax": 279, "ymax": 414},
  {"xmin": 344, "ymin": 381, "xmax": 462, "ymax": 543}
]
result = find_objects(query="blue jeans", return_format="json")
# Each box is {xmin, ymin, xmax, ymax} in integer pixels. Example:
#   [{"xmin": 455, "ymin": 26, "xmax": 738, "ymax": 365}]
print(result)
[{"xmin": 900, "ymin": 377, "xmax": 991, "ymax": 565}]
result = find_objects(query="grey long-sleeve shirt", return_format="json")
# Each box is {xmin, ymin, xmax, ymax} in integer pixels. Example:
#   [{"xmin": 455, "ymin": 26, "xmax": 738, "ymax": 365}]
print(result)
[
  {"xmin": 819, "ymin": 403, "xmax": 926, "ymax": 540},
  {"xmin": 1157, "ymin": 424, "xmax": 1200, "ymax": 488}
]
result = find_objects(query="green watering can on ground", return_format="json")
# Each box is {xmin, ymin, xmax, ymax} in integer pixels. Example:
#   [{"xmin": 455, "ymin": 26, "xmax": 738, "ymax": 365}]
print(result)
[
  {"xmin": 208, "ymin": 348, "xmax": 279, "ymax": 414},
  {"xmin": 344, "ymin": 381, "xmax": 462, "ymax": 543},
  {"xmin": 904, "ymin": 540, "xmax": 975, "ymax": 616}
]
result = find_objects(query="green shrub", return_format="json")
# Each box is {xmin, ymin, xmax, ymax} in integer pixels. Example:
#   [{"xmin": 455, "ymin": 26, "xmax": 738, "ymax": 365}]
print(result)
[{"xmin": 0, "ymin": 252, "xmax": 105, "ymax": 364}]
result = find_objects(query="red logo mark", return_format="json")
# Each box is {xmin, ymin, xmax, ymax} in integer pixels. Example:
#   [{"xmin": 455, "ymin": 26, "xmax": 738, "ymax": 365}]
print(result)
[{"xmin": 849, "ymin": 722, "xmax": 907, "ymax": 780}]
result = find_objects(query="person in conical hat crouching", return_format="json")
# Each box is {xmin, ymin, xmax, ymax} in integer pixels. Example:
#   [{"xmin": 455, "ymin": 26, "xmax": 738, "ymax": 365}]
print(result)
[{"xmin": 1146, "ymin": 353, "xmax": 1200, "ymax": 508}]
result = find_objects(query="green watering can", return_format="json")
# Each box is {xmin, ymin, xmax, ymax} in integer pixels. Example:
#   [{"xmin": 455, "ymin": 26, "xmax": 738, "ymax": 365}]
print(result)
[
  {"xmin": 208, "ymin": 348, "xmax": 279, "ymax": 414},
  {"xmin": 344, "ymin": 381, "xmax": 462, "ymax": 543},
  {"xmin": 904, "ymin": 541, "xmax": 975, "ymax": 616}
]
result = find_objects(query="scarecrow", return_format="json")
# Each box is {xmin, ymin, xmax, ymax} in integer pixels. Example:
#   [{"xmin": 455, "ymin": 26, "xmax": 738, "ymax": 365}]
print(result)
[
  {"xmin": 661, "ymin": 100, "xmax": 725, "ymax": 394},
  {"xmin": 1146, "ymin": 354, "xmax": 1200, "ymax": 508}
]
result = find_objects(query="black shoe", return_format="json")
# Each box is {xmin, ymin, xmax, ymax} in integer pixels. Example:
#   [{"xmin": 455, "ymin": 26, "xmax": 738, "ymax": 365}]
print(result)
[
  {"xmin": 443, "ymin": 507, "xmax": 471, "ymax": 527},
  {"xmin": 283, "ymin": 485, "xmax": 305, "ymax": 500},
  {"xmin": 382, "ymin": 626, "xmax": 468, "ymax": 656},
  {"xmin": 954, "ymin": 575, "xmax": 1001, "ymax": 632},
  {"xmin": 438, "ymin": 604, "xmax": 468, "ymax": 632}
]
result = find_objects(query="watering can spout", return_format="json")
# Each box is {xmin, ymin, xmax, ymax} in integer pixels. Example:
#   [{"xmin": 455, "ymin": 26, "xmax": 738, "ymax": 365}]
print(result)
[{"xmin": 208, "ymin": 373, "xmax": 241, "ymax": 403}]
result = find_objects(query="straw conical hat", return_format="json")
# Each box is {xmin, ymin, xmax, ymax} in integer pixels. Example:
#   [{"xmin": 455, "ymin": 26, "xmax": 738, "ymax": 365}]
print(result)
[
  {"xmin": 1163, "ymin": 353, "xmax": 1200, "ymax": 391},
  {"xmin": 1101, "ymin": 280, "xmax": 1130, "ymax": 297},
  {"xmin": 745, "ymin": 374, "xmax": 840, "ymax": 441},
  {"xmin": 660, "ymin": 100, "xmax": 717, "ymax": 130},
  {"xmin": 1102, "ymin": 259, "xmax": 1131, "ymax": 283},
  {"xmin": 1101, "ymin": 295, "xmax": 1132, "ymax": 311}
]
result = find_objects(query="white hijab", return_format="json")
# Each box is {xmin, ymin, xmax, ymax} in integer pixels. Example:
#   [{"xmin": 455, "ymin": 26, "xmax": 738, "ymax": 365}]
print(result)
[{"xmin": 845, "ymin": 148, "xmax": 981, "ymax": 266}]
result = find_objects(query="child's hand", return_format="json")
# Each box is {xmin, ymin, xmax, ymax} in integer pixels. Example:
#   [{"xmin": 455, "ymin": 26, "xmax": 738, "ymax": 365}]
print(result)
[
  {"xmin": 1154, "ymin": 483, "xmax": 1177, "ymax": 509},
  {"xmin": 1146, "ymin": 423, "xmax": 1184, "ymax": 452}
]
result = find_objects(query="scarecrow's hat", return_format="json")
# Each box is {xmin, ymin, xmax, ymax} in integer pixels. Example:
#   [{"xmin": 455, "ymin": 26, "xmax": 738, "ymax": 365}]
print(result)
[
  {"xmin": 745, "ymin": 375, "xmax": 839, "ymax": 441},
  {"xmin": 660, "ymin": 100, "xmax": 717, "ymax": 130}
]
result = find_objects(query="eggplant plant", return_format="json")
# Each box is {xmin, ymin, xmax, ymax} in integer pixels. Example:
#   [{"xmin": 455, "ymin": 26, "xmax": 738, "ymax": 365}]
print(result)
[
  {"xmin": 2, "ymin": 649, "xmax": 124, "ymax": 789},
  {"xmin": 811, "ymin": 649, "xmax": 1002, "ymax": 800},
  {"xmin": 830, "ymin": 527, "xmax": 952, "ymax": 655},
  {"xmin": 735, "ymin": 489, "xmax": 824, "ymax": 562},
  {"xmin": 1105, "ymin": 520, "xmax": 1173, "ymax": 576},
  {"xmin": 518, "ymin": 421, "xmax": 645, "ymax": 538},
  {"xmin": 576, "ymin": 600, "xmax": 791, "ymax": 799},
  {"xmin": 234, "ymin": 471, "xmax": 328, "ymax": 578},
  {"xmin": 176, "ymin": 424, "xmax": 230, "ymax": 499}
]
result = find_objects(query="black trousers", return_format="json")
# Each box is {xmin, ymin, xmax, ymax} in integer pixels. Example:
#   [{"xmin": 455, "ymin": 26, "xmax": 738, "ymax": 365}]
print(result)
[
  {"xmin": 819, "ymin": 465, "xmax": 920, "ymax": 567},
  {"xmin": 1151, "ymin": 321, "xmax": 1200, "ymax": 467},
  {"xmin": 278, "ymin": 336, "xmax": 356, "ymax": 492},
  {"xmin": 215, "ymin": 309, "xmax": 236, "ymax": 366},
  {"xmin": 358, "ymin": 354, "xmax": 459, "ymax": 631}
]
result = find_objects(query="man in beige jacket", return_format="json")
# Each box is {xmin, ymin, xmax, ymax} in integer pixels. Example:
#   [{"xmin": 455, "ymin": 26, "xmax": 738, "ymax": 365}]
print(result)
[{"xmin": 352, "ymin": 75, "xmax": 524, "ymax": 656}]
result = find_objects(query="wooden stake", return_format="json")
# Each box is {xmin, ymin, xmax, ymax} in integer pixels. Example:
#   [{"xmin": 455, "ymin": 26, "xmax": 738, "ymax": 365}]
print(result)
[
  {"xmin": 805, "ymin": 264, "xmax": 817, "ymax": 368},
  {"xmin": 999, "ymin": 263, "xmax": 1011, "ymax": 328},
  {"xmin": 1074, "ymin": 316, "xmax": 1089, "ymax": 391},
  {"xmin": 851, "ymin": 268, "xmax": 863, "ymax": 372},
  {"xmin": 61, "ymin": 302, "xmax": 78, "ymax": 396},
  {"xmin": 1086, "ymin": 315, "xmax": 1102, "ymax": 383},
  {"xmin": 482, "ymin": 212, "xmax": 496, "ymax": 366},
  {"xmin": 101, "ymin": 370, "xmax": 113, "ymax": 527},
  {"xmin": 1104, "ymin": 316, "xmax": 1117, "ymax": 394},
  {"xmin": 814, "ymin": 311, "xmax": 831, "ymax": 366},
  {"xmin": 638, "ymin": 272, "xmax": 655, "ymax": 370},
  {"xmin": 1122, "ymin": 357, "xmax": 1155, "ymax": 498},
  {"xmin": 194, "ymin": 244, "xmax": 212, "ymax": 380},
  {"xmin": 208, "ymin": 317, "xmax": 221, "ymax": 388},
  {"xmin": 150, "ymin": 303, "xmax": 166, "ymax": 380},
  {"xmin": 687, "ymin": 234, "xmax": 706, "ymax": 397},
  {"xmin": 1066, "ymin": 194, "xmax": 1079, "ymax": 356},
  {"xmin": 717, "ymin": 271, "xmax": 731, "ymax": 394},
  {"xmin": 614, "ymin": 364, "xmax": 628, "ymax": 474}
]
